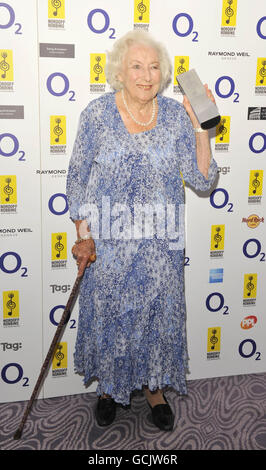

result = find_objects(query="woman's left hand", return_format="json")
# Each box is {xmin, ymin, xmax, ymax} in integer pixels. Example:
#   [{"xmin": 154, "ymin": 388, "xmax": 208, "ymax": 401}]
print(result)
[{"xmin": 182, "ymin": 84, "xmax": 216, "ymax": 127}]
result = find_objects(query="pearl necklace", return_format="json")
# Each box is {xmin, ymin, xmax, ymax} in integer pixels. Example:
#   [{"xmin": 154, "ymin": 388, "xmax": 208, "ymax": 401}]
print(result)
[{"xmin": 122, "ymin": 88, "xmax": 156, "ymax": 127}]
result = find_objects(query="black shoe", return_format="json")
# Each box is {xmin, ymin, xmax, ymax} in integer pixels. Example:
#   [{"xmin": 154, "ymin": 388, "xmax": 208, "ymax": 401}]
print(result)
[
  {"xmin": 95, "ymin": 396, "xmax": 116, "ymax": 426},
  {"xmin": 147, "ymin": 394, "xmax": 174, "ymax": 431}
]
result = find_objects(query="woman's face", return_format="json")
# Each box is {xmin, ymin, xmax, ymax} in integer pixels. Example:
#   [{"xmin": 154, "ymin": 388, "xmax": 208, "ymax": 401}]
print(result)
[{"xmin": 118, "ymin": 43, "xmax": 161, "ymax": 105}]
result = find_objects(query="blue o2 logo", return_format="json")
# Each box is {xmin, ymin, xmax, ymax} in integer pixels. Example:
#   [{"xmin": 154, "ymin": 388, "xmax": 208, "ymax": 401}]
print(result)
[
  {"xmin": 239, "ymin": 339, "xmax": 261, "ymax": 360},
  {"xmin": 49, "ymin": 305, "xmax": 66, "ymax": 326},
  {"xmin": 242, "ymin": 238, "xmax": 265, "ymax": 262},
  {"xmin": 210, "ymin": 188, "xmax": 233, "ymax": 212},
  {"xmin": 0, "ymin": 251, "xmax": 28, "ymax": 277},
  {"xmin": 48, "ymin": 193, "xmax": 68, "ymax": 215},
  {"xmin": 46, "ymin": 72, "xmax": 75, "ymax": 101},
  {"xmin": 215, "ymin": 76, "xmax": 239, "ymax": 102},
  {"xmin": 0, "ymin": 133, "xmax": 25, "ymax": 161},
  {"xmin": 1, "ymin": 363, "xmax": 29, "ymax": 386},
  {"xmin": 87, "ymin": 9, "xmax": 116, "ymax": 39},
  {"xmin": 0, "ymin": 2, "xmax": 22, "ymax": 34},
  {"xmin": 172, "ymin": 13, "xmax": 198, "ymax": 42},
  {"xmin": 249, "ymin": 132, "xmax": 266, "ymax": 154},
  {"xmin": 206, "ymin": 292, "xmax": 229, "ymax": 315},
  {"xmin": 257, "ymin": 17, "xmax": 266, "ymax": 39},
  {"xmin": 49, "ymin": 305, "xmax": 76, "ymax": 329}
]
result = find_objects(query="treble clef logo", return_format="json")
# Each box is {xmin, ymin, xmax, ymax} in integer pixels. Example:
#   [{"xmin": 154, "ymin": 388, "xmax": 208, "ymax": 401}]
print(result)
[
  {"xmin": 259, "ymin": 60, "xmax": 266, "ymax": 85},
  {"xmin": 53, "ymin": 118, "xmax": 63, "ymax": 143},
  {"xmin": 210, "ymin": 329, "xmax": 218, "ymax": 350},
  {"xmin": 55, "ymin": 344, "xmax": 64, "ymax": 367},
  {"xmin": 218, "ymin": 118, "xmax": 227, "ymax": 141},
  {"xmin": 176, "ymin": 58, "xmax": 187, "ymax": 85},
  {"xmin": 0, "ymin": 52, "xmax": 10, "ymax": 79},
  {"xmin": 225, "ymin": 0, "xmax": 234, "ymax": 25},
  {"xmin": 51, "ymin": 0, "xmax": 61, "ymax": 17},
  {"xmin": 93, "ymin": 56, "xmax": 103, "ymax": 82},
  {"xmin": 177, "ymin": 58, "xmax": 186, "ymax": 76},
  {"xmin": 252, "ymin": 172, "xmax": 260, "ymax": 194},
  {"xmin": 55, "ymin": 234, "xmax": 64, "ymax": 258},
  {"xmin": 137, "ymin": 0, "xmax": 147, "ymax": 21},
  {"xmin": 214, "ymin": 227, "xmax": 222, "ymax": 248},
  {"xmin": 246, "ymin": 275, "xmax": 254, "ymax": 297},
  {"xmin": 6, "ymin": 293, "xmax": 16, "ymax": 316},
  {"xmin": 4, "ymin": 177, "xmax": 13, "ymax": 202}
]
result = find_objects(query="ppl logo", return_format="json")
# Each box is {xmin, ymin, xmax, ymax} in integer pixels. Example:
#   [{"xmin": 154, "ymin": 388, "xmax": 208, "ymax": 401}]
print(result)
[{"xmin": 241, "ymin": 316, "xmax": 257, "ymax": 330}]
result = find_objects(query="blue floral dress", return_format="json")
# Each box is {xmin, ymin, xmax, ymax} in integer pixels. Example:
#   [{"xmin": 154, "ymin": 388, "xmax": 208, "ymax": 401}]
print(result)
[{"xmin": 66, "ymin": 92, "xmax": 218, "ymax": 405}]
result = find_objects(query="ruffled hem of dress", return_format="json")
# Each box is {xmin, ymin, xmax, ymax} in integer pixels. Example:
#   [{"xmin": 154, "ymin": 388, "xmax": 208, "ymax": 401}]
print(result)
[{"xmin": 73, "ymin": 363, "xmax": 188, "ymax": 406}]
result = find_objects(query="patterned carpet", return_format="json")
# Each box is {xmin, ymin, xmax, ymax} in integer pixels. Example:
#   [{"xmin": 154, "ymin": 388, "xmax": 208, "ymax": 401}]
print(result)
[{"xmin": 1, "ymin": 373, "xmax": 266, "ymax": 451}]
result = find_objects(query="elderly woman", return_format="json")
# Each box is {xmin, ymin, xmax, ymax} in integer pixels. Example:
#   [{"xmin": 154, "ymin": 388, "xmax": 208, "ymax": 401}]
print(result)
[{"xmin": 66, "ymin": 30, "xmax": 218, "ymax": 431}]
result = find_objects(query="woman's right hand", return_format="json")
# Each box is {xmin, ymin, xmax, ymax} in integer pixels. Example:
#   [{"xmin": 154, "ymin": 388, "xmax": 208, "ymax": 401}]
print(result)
[{"xmin": 71, "ymin": 238, "xmax": 96, "ymax": 276}]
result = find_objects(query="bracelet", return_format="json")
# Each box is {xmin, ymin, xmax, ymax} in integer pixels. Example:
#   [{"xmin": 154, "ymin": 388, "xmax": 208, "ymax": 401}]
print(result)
[
  {"xmin": 194, "ymin": 127, "xmax": 208, "ymax": 133},
  {"xmin": 75, "ymin": 233, "xmax": 93, "ymax": 244}
]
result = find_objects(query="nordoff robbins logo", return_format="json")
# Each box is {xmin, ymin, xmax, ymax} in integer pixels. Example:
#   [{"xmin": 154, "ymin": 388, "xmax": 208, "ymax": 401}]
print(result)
[
  {"xmin": 242, "ymin": 214, "xmax": 264, "ymax": 228},
  {"xmin": 78, "ymin": 197, "xmax": 185, "ymax": 249}
]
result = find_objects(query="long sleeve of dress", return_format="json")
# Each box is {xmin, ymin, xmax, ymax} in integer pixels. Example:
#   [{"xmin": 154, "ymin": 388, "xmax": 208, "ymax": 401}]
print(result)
[
  {"xmin": 66, "ymin": 107, "xmax": 95, "ymax": 221},
  {"xmin": 177, "ymin": 105, "xmax": 218, "ymax": 191}
]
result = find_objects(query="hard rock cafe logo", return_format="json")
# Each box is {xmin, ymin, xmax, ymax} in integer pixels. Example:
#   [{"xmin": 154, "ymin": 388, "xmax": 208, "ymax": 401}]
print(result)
[
  {"xmin": 134, "ymin": 0, "xmax": 150, "ymax": 30},
  {"xmin": 0, "ymin": 50, "xmax": 14, "ymax": 92},
  {"xmin": 48, "ymin": 0, "xmax": 65, "ymax": 30},
  {"xmin": 242, "ymin": 214, "xmax": 264, "ymax": 228},
  {"xmin": 221, "ymin": 0, "xmax": 237, "ymax": 37},
  {"xmin": 173, "ymin": 56, "xmax": 189, "ymax": 95}
]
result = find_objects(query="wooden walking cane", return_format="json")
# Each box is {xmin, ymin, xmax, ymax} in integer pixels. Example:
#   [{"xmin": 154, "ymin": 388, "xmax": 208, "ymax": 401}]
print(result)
[{"xmin": 13, "ymin": 253, "xmax": 96, "ymax": 440}]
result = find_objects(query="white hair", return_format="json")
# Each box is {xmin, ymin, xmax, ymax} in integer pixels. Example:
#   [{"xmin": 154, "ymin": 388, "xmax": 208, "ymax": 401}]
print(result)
[{"xmin": 105, "ymin": 30, "xmax": 172, "ymax": 93}]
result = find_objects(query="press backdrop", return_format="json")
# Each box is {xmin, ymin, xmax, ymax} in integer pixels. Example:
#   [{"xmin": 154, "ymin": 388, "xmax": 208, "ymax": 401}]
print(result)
[{"xmin": 0, "ymin": 0, "xmax": 266, "ymax": 403}]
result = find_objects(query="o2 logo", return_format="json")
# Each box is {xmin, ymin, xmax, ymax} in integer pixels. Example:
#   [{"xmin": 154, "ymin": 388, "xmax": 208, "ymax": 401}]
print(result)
[
  {"xmin": 49, "ymin": 305, "xmax": 76, "ymax": 329},
  {"xmin": 1, "ymin": 363, "xmax": 29, "ymax": 386},
  {"xmin": 249, "ymin": 132, "xmax": 266, "ymax": 154},
  {"xmin": 242, "ymin": 238, "xmax": 265, "ymax": 262},
  {"xmin": 257, "ymin": 17, "xmax": 266, "ymax": 39},
  {"xmin": 0, "ymin": 133, "xmax": 25, "ymax": 161},
  {"xmin": 46, "ymin": 72, "xmax": 75, "ymax": 101},
  {"xmin": 48, "ymin": 193, "xmax": 68, "ymax": 215},
  {"xmin": 210, "ymin": 188, "xmax": 233, "ymax": 213},
  {"xmin": 239, "ymin": 339, "xmax": 261, "ymax": 360},
  {"xmin": 0, "ymin": 2, "xmax": 22, "ymax": 34},
  {"xmin": 172, "ymin": 13, "xmax": 198, "ymax": 42},
  {"xmin": 215, "ymin": 76, "xmax": 239, "ymax": 103},
  {"xmin": 87, "ymin": 9, "xmax": 116, "ymax": 39},
  {"xmin": 206, "ymin": 292, "xmax": 229, "ymax": 315},
  {"xmin": 0, "ymin": 251, "xmax": 28, "ymax": 277},
  {"xmin": 184, "ymin": 256, "xmax": 190, "ymax": 266}
]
